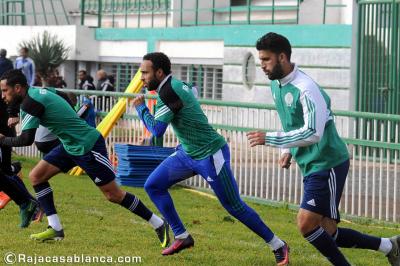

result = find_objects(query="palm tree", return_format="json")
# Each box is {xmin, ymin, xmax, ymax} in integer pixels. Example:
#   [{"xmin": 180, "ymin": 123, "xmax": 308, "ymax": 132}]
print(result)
[{"xmin": 19, "ymin": 31, "xmax": 70, "ymax": 86}]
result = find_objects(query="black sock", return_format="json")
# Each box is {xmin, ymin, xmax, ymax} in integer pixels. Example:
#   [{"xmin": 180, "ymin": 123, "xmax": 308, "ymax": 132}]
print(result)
[
  {"xmin": 304, "ymin": 226, "xmax": 351, "ymax": 266},
  {"xmin": 333, "ymin": 227, "xmax": 381, "ymax": 250},
  {"xmin": 120, "ymin": 192, "xmax": 152, "ymax": 221},
  {"xmin": 33, "ymin": 182, "xmax": 57, "ymax": 215}
]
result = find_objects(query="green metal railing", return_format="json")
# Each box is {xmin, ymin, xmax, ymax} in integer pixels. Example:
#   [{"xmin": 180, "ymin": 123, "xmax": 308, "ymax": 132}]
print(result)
[
  {"xmin": 80, "ymin": 0, "xmax": 301, "ymax": 28},
  {"xmin": 15, "ymin": 89, "xmax": 400, "ymax": 221},
  {"xmin": 0, "ymin": 0, "xmax": 70, "ymax": 25},
  {"xmin": 356, "ymin": 0, "xmax": 399, "ymax": 149},
  {"xmin": 357, "ymin": 0, "xmax": 399, "ymax": 115}
]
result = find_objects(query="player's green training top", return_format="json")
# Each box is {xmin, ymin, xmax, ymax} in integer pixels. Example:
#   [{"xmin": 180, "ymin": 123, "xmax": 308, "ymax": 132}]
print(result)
[
  {"xmin": 265, "ymin": 65, "xmax": 349, "ymax": 176},
  {"xmin": 136, "ymin": 75, "xmax": 226, "ymax": 160},
  {"xmin": 21, "ymin": 87, "xmax": 100, "ymax": 156}
]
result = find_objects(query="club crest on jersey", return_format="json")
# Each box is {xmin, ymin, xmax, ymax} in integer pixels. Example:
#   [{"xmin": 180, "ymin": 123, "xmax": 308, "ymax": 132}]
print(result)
[{"xmin": 284, "ymin": 92, "xmax": 294, "ymax": 107}]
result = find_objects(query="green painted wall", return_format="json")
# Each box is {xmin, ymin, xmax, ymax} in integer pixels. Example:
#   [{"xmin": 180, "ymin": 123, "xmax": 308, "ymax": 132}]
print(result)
[{"xmin": 96, "ymin": 25, "xmax": 352, "ymax": 52}]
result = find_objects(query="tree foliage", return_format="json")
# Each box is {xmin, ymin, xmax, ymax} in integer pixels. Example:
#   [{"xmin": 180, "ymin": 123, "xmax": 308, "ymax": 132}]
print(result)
[{"xmin": 19, "ymin": 31, "xmax": 70, "ymax": 82}]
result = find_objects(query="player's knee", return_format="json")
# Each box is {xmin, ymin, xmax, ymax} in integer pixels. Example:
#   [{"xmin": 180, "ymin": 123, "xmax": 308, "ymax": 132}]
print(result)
[
  {"xmin": 320, "ymin": 218, "xmax": 338, "ymax": 235},
  {"xmin": 297, "ymin": 212, "xmax": 320, "ymax": 236},
  {"xmin": 143, "ymin": 180, "xmax": 153, "ymax": 195},
  {"xmin": 144, "ymin": 179, "xmax": 160, "ymax": 195},
  {"xmin": 28, "ymin": 171, "xmax": 42, "ymax": 185}
]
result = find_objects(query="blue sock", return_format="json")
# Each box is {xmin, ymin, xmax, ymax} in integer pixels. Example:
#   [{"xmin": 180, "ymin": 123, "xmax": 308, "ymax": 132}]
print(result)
[
  {"xmin": 120, "ymin": 192, "xmax": 152, "ymax": 221},
  {"xmin": 304, "ymin": 226, "xmax": 351, "ymax": 266},
  {"xmin": 145, "ymin": 181, "xmax": 186, "ymax": 236},
  {"xmin": 33, "ymin": 182, "xmax": 57, "ymax": 215},
  {"xmin": 211, "ymin": 165, "xmax": 275, "ymax": 242},
  {"xmin": 228, "ymin": 202, "xmax": 275, "ymax": 243},
  {"xmin": 334, "ymin": 227, "xmax": 381, "ymax": 250}
]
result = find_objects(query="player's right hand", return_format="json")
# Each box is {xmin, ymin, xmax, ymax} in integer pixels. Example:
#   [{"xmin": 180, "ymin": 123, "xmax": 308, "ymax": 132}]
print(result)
[
  {"xmin": 132, "ymin": 95, "xmax": 145, "ymax": 107},
  {"xmin": 279, "ymin": 153, "xmax": 292, "ymax": 169}
]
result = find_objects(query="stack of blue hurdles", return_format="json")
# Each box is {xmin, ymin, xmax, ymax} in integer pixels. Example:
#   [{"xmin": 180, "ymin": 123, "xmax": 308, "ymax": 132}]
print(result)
[{"xmin": 115, "ymin": 144, "xmax": 175, "ymax": 187}]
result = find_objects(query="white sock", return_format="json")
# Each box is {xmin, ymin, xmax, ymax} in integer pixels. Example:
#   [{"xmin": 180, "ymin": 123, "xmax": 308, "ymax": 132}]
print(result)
[
  {"xmin": 379, "ymin": 238, "xmax": 393, "ymax": 255},
  {"xmin": 268, "ymin": 235, "xmax": 285, "ymax": 250},
  {"xmin": 47, "ymin": 214, "xmax": 62, "ymax": 231},
  {"xmin": 148, "ymin": 214, "xmax": 164, "ymax": 229},
  {"xmin": 176, "ymin": 231, "xmax": 189, "ymax": 240}
]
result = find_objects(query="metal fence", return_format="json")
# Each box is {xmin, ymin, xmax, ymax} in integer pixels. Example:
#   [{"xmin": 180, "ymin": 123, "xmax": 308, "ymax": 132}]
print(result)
[
  {"xmin": 0, "ymin": 0, "xmax": 70, "ymax": 25},
  {"xmin": 80, "ymin": 0, "xmax": 301, "ymax": 28},
  {"xmin": 0, "ymin": 0, "xmax": 353, "ymax": 27},
  {"xmin": 15, "ymin": 90, "xmax": 400, "ymax": 223},
  {"xmin": 357, "ymin": 0, "xmax": 400, "ymax": 115}
]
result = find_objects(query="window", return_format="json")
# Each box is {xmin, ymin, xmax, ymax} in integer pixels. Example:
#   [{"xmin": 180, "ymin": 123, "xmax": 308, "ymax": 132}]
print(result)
[
  {"xmin": 100, "ymin": 63, "xmax": 140, "ymax": 92},
  {"xmin": 172, "ymin": 64, "xmax": 223, "ymax": 100},
  {"xmin": 99, "ymin": 62, "xmax": 222, "ymax": 99},
  {"xmin": 231, "ymin": 0, "xmax": 247, "ymax": 6}
]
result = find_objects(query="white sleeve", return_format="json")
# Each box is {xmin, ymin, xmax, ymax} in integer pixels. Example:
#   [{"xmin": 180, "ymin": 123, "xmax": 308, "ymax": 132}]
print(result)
[{"xmin": 265, "ymin": 87, "xmax": 328, "ymax": 148}]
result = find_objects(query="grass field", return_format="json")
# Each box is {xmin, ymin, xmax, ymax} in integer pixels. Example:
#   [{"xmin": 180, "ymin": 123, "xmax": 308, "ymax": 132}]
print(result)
[{"xmin": 0, "ymin": 156, "xmax": 399, "ymax": 266}]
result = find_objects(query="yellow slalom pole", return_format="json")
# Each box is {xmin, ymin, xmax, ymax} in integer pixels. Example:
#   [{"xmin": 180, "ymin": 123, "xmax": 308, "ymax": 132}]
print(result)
[{"xmin": 69, "ymin": 70, "xmax": 143, "ymax": 176}]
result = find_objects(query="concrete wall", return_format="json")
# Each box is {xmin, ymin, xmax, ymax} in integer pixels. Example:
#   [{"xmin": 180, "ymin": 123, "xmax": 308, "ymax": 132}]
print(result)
[
  {"xmin": 299, "ymin": 0, "xmax": 352, "ymax": 25},
  {"xmin": 298, "ymin": 0, "xmax": 324, "ymax": 24},
  {"xmin": 98, "ymin": 41, "xmax": 147, "ymax": 63},
  {"xmin": 158, "ymin": 40, "xmax": 224, "ymax": 65}
]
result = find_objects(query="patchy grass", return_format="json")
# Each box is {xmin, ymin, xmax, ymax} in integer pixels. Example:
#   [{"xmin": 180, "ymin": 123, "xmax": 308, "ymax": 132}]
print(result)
[{"xmin": 0, "ymin": 156, "xmax": 398, "ymax": 265}]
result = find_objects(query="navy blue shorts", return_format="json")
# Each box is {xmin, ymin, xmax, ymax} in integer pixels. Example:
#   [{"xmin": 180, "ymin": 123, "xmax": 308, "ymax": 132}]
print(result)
[
  {"xmin": 43, "ymin": 136, "xmax": 115, "ymax": 186},
  {"xmin": 300, "ymin": 160, "xmax": 349, "ymax": 222}
]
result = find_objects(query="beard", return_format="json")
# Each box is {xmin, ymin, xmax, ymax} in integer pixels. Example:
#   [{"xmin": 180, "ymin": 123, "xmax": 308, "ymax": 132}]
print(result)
[
  {"xmin": 146, "ymin": 78, "xmax": 161, "ymax": 91},
  {"xmin": 267, "ymin": 62, "xmax": 285, "ymax": 80},
  {"xmin": 9, "ymin": 94, "xmax": 24, "ymax": 105}
]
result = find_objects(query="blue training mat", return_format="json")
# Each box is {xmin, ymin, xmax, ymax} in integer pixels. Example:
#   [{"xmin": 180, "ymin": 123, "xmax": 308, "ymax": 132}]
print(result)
[{"xmin": 115, "ymin": 144, "xmax": 175, "ymax": 187}]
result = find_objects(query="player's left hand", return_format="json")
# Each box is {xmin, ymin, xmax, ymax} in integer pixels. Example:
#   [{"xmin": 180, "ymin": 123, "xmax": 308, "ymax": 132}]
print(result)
[
  {"xmin": 0, "ymin": 133, "xmax": 5, "ymax": 139},
  {"xmin": 8, "ymin": 117, "xmax": 19, "ymax": 127},
  {"xmin": 132, "ymin": 95, "xmax": 145, "ymax": 107},
  {"xmin": 246, "ymin": 131, "xmax": 266, "ymax": 147}
]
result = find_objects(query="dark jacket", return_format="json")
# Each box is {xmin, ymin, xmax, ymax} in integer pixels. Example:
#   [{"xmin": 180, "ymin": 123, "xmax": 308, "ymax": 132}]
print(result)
[
  {"xmin": 96, "ymin": 77, "xmax": 115, "ymax": 92},
  {"xmin": 0, "ymin": 99, "xmax": 17, "ymax": 137},
  {"xmin": 0, "ymin": 57, "xmax": 13, "ymax": 77},
  {"xmin": 79, "ymin": 75, "xmax": 95, "ymax": 90}
]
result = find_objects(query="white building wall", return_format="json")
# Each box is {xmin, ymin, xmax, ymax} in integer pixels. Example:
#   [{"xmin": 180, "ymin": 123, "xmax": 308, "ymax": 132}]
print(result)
[
  {"xmin": 0, "ymin": 25, "xmax": 98, "ymax": 61},
  {"xmin": 158, "ymin": 40, "xmax": 224, "ymax": 64},
  {"xmin": 98, "ymin": 41, "xmax": 147, "ymax": 63}
]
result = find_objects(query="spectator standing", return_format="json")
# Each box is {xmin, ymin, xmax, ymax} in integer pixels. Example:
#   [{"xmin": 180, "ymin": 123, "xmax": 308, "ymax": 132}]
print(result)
[{"xmin": 14, "ymin": 47, "xmax": 35, "ymax": 86}]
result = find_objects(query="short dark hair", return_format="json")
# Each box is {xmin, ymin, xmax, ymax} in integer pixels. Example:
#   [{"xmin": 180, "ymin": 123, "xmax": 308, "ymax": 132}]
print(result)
[
  {"xmin": 143, "ymin": 52, "xmax": 171, "ymax": 75},
  {"xmin": 20, "ymin": 47, "xmax": 29, "ymax": 53},
  {"xmin": 256, "ymin": 32, "xmax": 292, "ymax": 60},
  {"xmin": 78, "ymin": 70, "xmax": 87, "ymax": 75},
  {"xmin": 0, "ymin": 69, "xmax": 28, "ymax": 87},
  {"xmin": 0, "ymin": 49, "xmax": 6, "ymax": 57}
]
